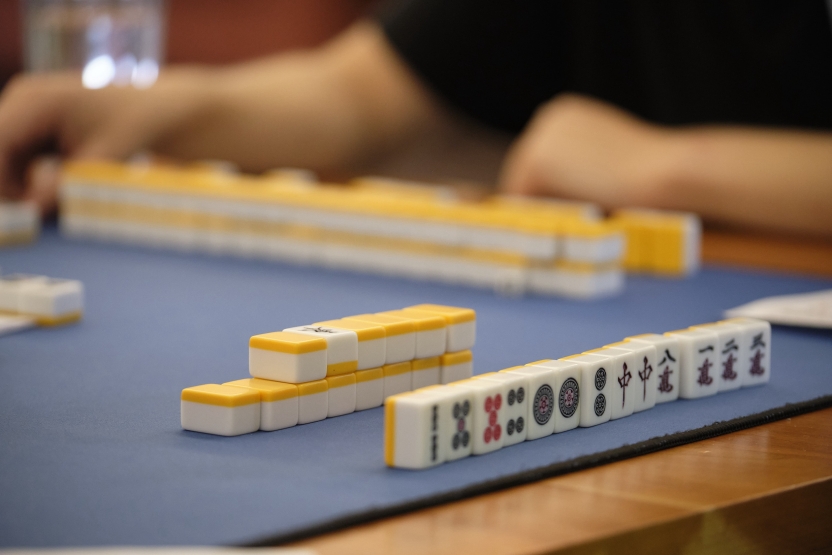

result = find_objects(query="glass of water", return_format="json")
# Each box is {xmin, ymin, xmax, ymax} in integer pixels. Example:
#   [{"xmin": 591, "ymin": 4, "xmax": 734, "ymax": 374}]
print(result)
[{"xmin": 23, "ymin": 0, "xmax": 166, "ymax": 89}]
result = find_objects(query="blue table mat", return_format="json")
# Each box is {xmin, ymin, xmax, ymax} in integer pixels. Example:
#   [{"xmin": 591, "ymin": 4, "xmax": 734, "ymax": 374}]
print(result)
[{"xmin": 1, "ymin": 229, "xmax": 831, "ymax": 547}]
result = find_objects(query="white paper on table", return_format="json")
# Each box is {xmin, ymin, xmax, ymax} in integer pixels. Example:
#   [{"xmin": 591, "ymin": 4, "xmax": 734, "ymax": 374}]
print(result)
[
  {"xmin": 0, "ymin": 314, "xmax": 36, "ymax": 336},
  {"xmin": 724, "ymin": 289, "xmax": 832, "ymax": 329}
]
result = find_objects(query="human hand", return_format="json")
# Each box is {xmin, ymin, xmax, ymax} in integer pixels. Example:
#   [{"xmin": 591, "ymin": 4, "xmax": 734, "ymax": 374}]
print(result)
[
  {"xmin": 0, "ymin": 69, "xmax": 215, "ymax": 212},
  {"xmin": 499, "ymin": 94, "xmax": 681, "ymax": 209}
]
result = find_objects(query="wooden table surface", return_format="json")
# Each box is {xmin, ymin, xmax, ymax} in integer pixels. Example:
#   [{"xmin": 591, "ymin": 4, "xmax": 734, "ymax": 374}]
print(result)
[{"xmin": 291, "ymin": 230, "xmax": 832, "ymax": 555}]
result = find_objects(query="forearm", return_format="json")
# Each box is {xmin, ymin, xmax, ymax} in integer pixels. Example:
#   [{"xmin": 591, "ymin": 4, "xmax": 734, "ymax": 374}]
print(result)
[
  {"xmin": 152, "ymin": 22, "xmax": 447, "ymax": 175},
  {"xmin": 649, "ymin": 127, "xmax": 832, "ymax": 237}
]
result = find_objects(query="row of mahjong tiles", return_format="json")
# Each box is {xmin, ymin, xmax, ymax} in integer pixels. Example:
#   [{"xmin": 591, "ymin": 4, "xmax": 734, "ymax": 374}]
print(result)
[
  {"xmin": 180, "ymin": 304, "xmax": 477, "ymax": 436},
  {"xmin": 385, "ymin": 317, "xmax": 771, "ymax": 470},
  {"xmin": 0, "ymin": 272, "xmax": 85, "ymax": 326}
]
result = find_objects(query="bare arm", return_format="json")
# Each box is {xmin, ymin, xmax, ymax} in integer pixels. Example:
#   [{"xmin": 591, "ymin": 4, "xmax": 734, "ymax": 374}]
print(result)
[
  {"xmin": 500, "ymin": 94, "xmax": 832, "ymax": 238},
  {"xmin": 0, "ymin": 22, "xmax": 508, "ymax": 209}
]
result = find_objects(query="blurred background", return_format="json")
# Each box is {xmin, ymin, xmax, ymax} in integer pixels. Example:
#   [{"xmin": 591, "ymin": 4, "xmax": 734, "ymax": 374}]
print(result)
[{"xmin": 0, "ymin": 0, "xmax": 379, "ymax": 88}]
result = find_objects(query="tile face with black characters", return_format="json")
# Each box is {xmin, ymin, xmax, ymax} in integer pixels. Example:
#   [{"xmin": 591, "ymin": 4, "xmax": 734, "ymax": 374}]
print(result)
[
  {"xmin": 665, "ymin": 328, "xmax": 720, "ymax": 399},
  {"xmin": 627, "ymin": 334, "xmax": 681, "ymax": 404},
  {"xmin": 584, "ymin": 348, "xmax": 637, "ymax": 421},
  {"xmin": 725, "ymin": 317, "xmax": 772, "ymax": 388},
  {"xmin": 605, "ymin": 341, "xmax": 658, "ymax": 413},
  {"xmin": 691, "ymin": 322, "xmax": 746, "ymax": 392}
]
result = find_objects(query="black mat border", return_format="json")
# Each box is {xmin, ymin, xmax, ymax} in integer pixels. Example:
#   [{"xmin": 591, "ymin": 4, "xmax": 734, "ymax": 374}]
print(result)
[{"xmin": 242, "ymin": 394, "xmax": 832, "ymax": 547}]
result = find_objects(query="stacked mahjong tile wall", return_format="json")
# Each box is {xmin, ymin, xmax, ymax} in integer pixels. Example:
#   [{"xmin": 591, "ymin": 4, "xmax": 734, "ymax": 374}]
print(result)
[
  {"xmin": 0, "ymin": 201, "xmax": 39, "ymax": 247},
  {"xmin": 181, "ymin": 304, "xmax": 476, "ymax": 436},
  {"xmin": 0, "ymin": 272, "xmax": 84, "ymax": 327},
  {"xmin": 58, "ymin": 161, "xmax": 701, "ymax": 299},
  {"xmin": 385, "ymin": 317, "xmax": 770, "ymax": 469}
]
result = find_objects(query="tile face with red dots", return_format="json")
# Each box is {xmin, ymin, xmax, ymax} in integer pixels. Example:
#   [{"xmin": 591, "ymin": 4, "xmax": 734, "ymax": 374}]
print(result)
[
  {"xmin": 450, "ymin": 379, "xmax": 507, "ymax": 455},
  {"xmin": 522, "ymin": 359, "xmax": 582, "ymax": 433},
  {"xmin": 479, "ymin": 372, "xmax": 528, "ymax": 446},
  {"xmin": 504, "ymin": 365, "xmax": 557, "ymax": 440}
]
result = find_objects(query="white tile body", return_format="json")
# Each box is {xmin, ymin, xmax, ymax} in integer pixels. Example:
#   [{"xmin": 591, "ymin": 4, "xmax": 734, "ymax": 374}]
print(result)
[
  {"xmin": 562, "ymin": 234, "xmax": 625, "ymax": 264},
  {"xmin": 316, "ymin": 323, "xmax": 386, "ymax": 370},
  {"xmin": 665, "ymin": 329, "xmax": 720, "ymax": 399},
  {"xmin": 283, "ymin": 325, "xmax": 358, "ymax": 374},
  {"xmin": 298, "ymin": 391, "xmax": 328, "ymax": 424},
  {"xmin": 450, "ymin": 380, "xmax": 507, "ymax": 455},
  {"xmin": 355, "ymin": 371, "xmax": 384, "ymax": 410},
  {"xmin": 479, "ymin": 372, "xmax": 528, "ymax": 445},
  {"xmin": 385, "ymin": 392, "xmax": 444, "ymax": 469},
  {"xmin": 248, "ymin": 348, "xmax": 327, "ymax": 383},
  {"xmin": 562, "ymin": 355, "xmax": 613, "ymax": 427},
  {"xmin": 528, "ymin": 360, "xmax": 583, "ymax": 433},
  {"xmin": 16, "ymin": 278, "xmax": 84, "ymax": 318},
  {"xmin": 729, "ymin": 318, "xmax": 772, "ymax": 387},
  {"xmin": 0, "ymin": 274, "xmax": 48, "ymax": 313},
  {"xmin": 447, "ymin": 321, "xmax": 476, "ymax": 352},
  {"xmin": 503, "ymin": 366, "xmax": 556, "ymax": 439},
  {"xmin": 327, "ymin": 382, "xmax": 356, "ymax": 417},
  {"xmin": 384, "ymin": 371, "xmax": 412, "ymax": 400},
  {"xmin": 385, "ymin": 332, "xmax": 416, "ymax": 364},
  {"xmin": 608, "ymin": 342, "xmax": 658, "ymax": 413},
  {"xmin": 354, "ymin": 337, "xmax": 387, "ymax": 370},
  {"xmin": 441, "ymin": 360, "xmax": 473, "ymax": 384},
  {"xmin": 181, "ymin": 401, "xmax": 260, "ymax": 436},
  {"xmin": 414, "ymin": 328, "xmax": 447, "ymax": 358},
  {"xmin": 627, "ymin": 334, "xmax": 681, "ymax": 404},
  {"xmin": 0, "ymin": 314, "xmax": 36, "ymax": 336},
  {"xmin": 589, "ymin": 348, "xmax": 637, "ymax": 420},
  {"xmin": 261, "ymin": 398, "xmax": 299, "ymax": 431},
  {"xmin": 692, "ymin": 322, "xmax": 746, "ymax": 392},
  {"xmin": 411, "ymin": 365, "xmax": 441, "ymax": 390}
]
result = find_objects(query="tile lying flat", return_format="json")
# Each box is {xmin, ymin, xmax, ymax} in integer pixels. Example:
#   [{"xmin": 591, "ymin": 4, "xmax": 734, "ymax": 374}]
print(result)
[
  {"xmin": 345, "ymin": 314, "xmax": 416, "ymax": 364},
  {"xmin": 355, "ymin": 367, "xmax": 385, "ymax": 411},
  {"xmin": 314, "ymin": 318, "xmax": 386, "ymax": 370},
  {"xmin": 223, "ymin": 378, "xmax": 299, "ymax": 431},
  {"xmin": 249, "ymin": 331, "xmax": 327, "ymax": 383},
  {"xmin": 181, "ymin": 384, "xmax": 261, "ymax": 436},
  {"xmin": 439, "ymin": 350, "xmax": 474, "ymax": 384},
  {"xmin": 283, "ymin": 325, "xmax": 358, "ymax": 377},
  {"xmin": 403, "ymin": 304, "xmax": 476, "ymax": 352},
  {"xmin": 379, "ymin": 309, "xmax": 446, "ymax": 358}
]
